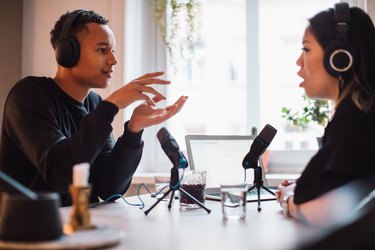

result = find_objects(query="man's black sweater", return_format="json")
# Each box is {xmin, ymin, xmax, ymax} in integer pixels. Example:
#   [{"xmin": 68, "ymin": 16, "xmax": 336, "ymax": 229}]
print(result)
[{"xmin": 0, "ymin": 76, "xmax": 143, "ymax": 206}]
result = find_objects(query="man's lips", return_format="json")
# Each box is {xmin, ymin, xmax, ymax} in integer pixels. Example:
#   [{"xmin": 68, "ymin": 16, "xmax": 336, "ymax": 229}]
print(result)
[{"xmin": 102, "ymin": 70, "xmax": 113, "ymax": 78}]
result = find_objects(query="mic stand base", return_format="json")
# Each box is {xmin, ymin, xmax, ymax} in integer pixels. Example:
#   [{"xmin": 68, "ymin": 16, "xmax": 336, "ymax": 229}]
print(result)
[
  {"xmin": 247, "ymin": 166, "xmax": 275, "ymax": 212},
  {"xmin": 144, "ymin": 167, "xmax": 211, "ymax": 216}
]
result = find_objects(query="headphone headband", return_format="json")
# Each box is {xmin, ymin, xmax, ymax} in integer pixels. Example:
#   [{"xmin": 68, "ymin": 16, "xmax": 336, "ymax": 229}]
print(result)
[
  {"xmin": 60, "ymin": 10, "xmax": 87, "ymax": 38},
  {"xmin": 334, "ymin": 2, "xmax": 350, "ymax": 40}
]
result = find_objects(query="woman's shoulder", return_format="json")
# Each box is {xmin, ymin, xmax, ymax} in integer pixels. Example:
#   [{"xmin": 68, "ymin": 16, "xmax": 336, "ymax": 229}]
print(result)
[{"xmin": 330, "ymin": 97, "xmax": 375, "ymax": 129}]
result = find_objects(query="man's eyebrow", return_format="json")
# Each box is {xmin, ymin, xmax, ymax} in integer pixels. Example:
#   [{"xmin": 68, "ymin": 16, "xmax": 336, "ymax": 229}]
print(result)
[{"xmin": 96, "ymin": 41, "xmax": 110, "ymax": 46}]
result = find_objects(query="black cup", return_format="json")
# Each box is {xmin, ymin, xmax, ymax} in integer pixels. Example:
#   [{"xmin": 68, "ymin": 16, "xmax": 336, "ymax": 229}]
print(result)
[{"xmin": 0, "ymin": 192, "xmax": 63, "ymax": 242}]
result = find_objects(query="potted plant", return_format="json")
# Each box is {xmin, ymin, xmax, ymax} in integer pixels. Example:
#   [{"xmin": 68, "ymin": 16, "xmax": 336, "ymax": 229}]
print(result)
[
  {"xmin": 281, "ymin": 95, "xmax": 330, "ymax": 148},
  {"xmin": 152, "ymin": 0, "xmax": 201, "ymax": 73}
]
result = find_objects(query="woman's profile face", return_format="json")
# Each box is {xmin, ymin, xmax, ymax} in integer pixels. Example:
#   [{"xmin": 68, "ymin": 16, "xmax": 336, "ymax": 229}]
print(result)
[{"xmin": 296, "ymin": 27, "xmax": 338, "ymax": 101}]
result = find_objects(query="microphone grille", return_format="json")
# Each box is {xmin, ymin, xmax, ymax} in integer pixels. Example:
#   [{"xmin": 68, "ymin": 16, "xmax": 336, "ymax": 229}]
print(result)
[
  {"xmin": 157, "ymin": 127, "xmax": 169, "ymax": 143},
  {"xmin": 258, "ymin": 124, "xmax": 277, "ymax": 144}
]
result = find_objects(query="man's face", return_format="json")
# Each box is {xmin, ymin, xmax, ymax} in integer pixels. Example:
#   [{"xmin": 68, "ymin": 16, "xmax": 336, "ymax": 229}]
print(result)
[{"xmin": 71, "ymin": 23, "xmax": 117, "ymax": 89}]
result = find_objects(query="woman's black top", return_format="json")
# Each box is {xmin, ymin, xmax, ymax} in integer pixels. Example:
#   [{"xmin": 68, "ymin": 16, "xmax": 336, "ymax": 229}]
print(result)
[{"xmin": 294, "ymin": 96, "xmax": 375, "ymax": 204}]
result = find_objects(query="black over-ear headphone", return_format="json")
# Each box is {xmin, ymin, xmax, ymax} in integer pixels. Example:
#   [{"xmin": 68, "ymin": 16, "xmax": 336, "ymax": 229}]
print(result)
[
  {"xmin": 323, "ymin": 2, "xmax": 353, "ymax": 77},
  {"xmin": 55, "ymin": 10, "xmax": 87, "ymax": 68}
]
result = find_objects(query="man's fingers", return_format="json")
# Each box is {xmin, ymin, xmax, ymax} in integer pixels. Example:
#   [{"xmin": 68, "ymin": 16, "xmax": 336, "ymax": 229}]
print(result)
[
  {"xmin": 175, "ymin": 96, "xmax": 188, "ymax": 112},
  {"xmin": 152, "ymin": 95, "xmax": 165, "ymax": 103},
  {"xmin": 134, "ymin": 71, "xmax": 165, "ymax": 80},
  {"xmin": 136, "ymin": 86, "xmax": 166, "ymax": 101},
  {"xmin": 134, "ymin": 77, "xmax": 171, "ymax": 86},
  {"xmin": 164, "ymin": 96, "xmax": 188, "ymax": 115}
]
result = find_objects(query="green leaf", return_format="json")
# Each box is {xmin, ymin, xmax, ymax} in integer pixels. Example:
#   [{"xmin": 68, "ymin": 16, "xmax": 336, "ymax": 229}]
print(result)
[{"xmin": 281, "ymin": 94, "xmax": 330, "ymax": 131}]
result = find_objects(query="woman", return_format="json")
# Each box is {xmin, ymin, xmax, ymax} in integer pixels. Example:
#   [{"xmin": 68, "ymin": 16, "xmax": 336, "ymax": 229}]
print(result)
[{"xmin": 276, "ymin": 3, "xmax": 375, "ymax": 227}]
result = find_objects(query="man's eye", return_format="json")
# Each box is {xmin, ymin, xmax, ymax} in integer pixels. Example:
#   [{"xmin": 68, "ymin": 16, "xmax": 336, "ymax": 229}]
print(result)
[{"xmin": 98, "ymin": 48, "xmax": 106, "ymax": 53}]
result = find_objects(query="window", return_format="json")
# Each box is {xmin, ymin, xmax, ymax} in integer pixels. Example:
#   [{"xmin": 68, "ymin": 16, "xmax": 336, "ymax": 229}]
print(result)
[
  {"xmin": 165, "ymin": 0, "xmax": 337, "ymax": 164},
  {"xmin": 125, "ymin": 0, "xmax": 363, "ymax": 173}
]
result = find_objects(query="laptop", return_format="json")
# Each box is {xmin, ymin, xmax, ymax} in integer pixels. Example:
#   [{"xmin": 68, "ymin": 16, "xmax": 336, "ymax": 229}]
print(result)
[{"xmin": 185, "ymin": 134, "xmax": 276, "ymax": 202}]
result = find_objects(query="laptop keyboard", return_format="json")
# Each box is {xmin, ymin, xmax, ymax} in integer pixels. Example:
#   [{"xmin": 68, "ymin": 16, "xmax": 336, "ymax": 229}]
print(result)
[
  {"xmin": 209, "ymin": 188, "xmax": 273, "ymax": 197},
  {"xmin": 206, "ymin": 186, "xmax": 277, "ymax": 202}
]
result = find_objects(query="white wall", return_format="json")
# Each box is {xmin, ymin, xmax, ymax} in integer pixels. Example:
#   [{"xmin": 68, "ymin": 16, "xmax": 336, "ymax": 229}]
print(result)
[
  {"xmin": 22, "ymin": 0, "xmax": 126, "ymax": 137},
  {"xmin": 0, "ymin": 0, "xmax": 22, "ymax": 133}
]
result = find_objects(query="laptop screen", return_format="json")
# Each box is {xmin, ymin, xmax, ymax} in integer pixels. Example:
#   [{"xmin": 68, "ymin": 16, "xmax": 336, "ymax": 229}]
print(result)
[{"xmin": 185, "ymin": 135, "xmax": 267, "ymax": 189}]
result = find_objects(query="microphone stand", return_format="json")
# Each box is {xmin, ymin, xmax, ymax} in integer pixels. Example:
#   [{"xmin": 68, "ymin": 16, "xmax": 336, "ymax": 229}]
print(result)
[
  {"xmin": 247, "ymin": 164, "xmax": 275, "ymax": 212},
  {"xmin": 144, "ymin": 166, "xmax": 211, "ymax": 215}
]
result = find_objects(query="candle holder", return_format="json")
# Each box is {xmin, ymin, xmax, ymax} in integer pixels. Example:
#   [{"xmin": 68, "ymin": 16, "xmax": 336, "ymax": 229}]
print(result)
[{"xmin": 67, "ymin": 185, "xmax": 96, "ymax": 232}]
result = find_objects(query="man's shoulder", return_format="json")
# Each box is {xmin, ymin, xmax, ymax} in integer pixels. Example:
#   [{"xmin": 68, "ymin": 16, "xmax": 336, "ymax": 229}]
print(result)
[
  {"xmin": 6, "ymin": 76, "xmax": 56, "ymax": 107},
  {"xmin": 11, "ymin": 76, "xmax": 53, "ymax": 93},
  {"xmin": 17, "ymin": 76, "xmax": 51, "ymax": 85}
]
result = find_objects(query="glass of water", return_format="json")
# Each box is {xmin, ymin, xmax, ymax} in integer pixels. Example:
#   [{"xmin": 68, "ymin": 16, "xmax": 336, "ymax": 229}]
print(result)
[{"xmin": 220, "ymin": 183, "xmax": 247, "ymax": 220}]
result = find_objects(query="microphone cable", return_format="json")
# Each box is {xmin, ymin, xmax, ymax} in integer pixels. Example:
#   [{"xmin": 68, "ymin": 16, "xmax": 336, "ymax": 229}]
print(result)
[
  {"xmin": 89, "ymin": 182, "xmax": 155, "ymax": 209},
  {"xmin": 90, "ymin": 169, "xmax": 187, "ymax": 209}
]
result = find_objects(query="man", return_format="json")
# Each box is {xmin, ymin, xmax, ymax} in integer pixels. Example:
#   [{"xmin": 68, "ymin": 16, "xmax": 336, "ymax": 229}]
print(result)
[{"xmin": 0, "ymin": 10, "xmax": 187, "ymax": 206}]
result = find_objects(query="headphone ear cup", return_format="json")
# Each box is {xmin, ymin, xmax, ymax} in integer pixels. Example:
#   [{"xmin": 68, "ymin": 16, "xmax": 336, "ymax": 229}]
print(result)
[
  {"xmin": 55, "ymin": 36, "xmax": 80, "ymax": 68},
  {"xmin": 324, "ymin": 40, "xmax": 353, "ymax": 77}
]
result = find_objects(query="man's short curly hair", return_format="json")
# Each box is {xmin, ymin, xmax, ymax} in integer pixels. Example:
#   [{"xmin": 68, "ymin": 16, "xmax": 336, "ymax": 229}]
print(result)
[{"xmin": 50, "ymin": 10, "xmax": 109, "ymax": 49}]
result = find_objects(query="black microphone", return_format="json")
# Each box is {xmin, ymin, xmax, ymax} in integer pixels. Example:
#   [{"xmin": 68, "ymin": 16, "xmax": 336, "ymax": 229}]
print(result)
[
  {"xmin": 0, "ymin": 170, "xmax": 38, "ymax": 200},
  {"xmin": 157, "ymin": 127, "xmax": 188, "ymax": 169},
  {"xmin": 242, "ymin": 124, "xmax": 277, "ymax": 169}
]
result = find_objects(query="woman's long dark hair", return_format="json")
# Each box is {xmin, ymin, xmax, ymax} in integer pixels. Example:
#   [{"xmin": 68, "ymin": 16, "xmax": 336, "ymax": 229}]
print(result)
[{"xmin": 309, "ymin": 6, "xmax": 375, "ymax": 112}]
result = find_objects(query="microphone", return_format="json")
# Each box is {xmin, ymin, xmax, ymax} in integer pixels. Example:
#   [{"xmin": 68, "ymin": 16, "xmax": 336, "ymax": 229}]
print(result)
[
  {"xmin": 157, "ymin": 127, "xmax": 188, "ymax": 169},
  {"xmin": 242, "ymin": 124, "xmax": 277, "ymax": 169},
  {"xmin": 0, "ymin": 170, "xmax": 38, "ymax": 200}
]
